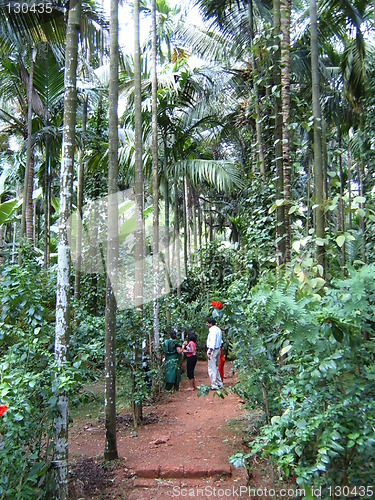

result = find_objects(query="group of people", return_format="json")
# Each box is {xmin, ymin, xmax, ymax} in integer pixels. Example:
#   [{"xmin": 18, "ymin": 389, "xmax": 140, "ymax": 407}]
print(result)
[{"xmin": 162, "ymin": 317, "xmax": 225, "ymax": 392}]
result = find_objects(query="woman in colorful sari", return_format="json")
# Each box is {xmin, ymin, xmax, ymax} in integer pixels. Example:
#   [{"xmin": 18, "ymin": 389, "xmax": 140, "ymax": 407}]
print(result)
[{"xmin": 162, "ymin": 331, "xmax": 182, "ymax": 391}]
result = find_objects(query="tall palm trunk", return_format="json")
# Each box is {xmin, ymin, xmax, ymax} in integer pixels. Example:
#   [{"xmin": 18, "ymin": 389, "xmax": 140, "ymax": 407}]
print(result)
[
  {"xmin": 182, "ymin": 176, "xmax": 188, "ymax": 276},
  {"xmin": 19, "ymin": 46, "xmax": 36, "ymax": 263},
  {"xmin": 163, "ymin": 144, "xmax": 171, "ymax": 309},
  {"xmin": 280, "ymin": 0, "xmax": 291, "ymax": 262},
  {"xmin": 192, "ymin": 188, "xmax": 197, "ymax": 265},
  {"xmin": 248, "ymin": 0, "xmax": 265, "ymax": 179},
  {"xmin": 104, "ymin": 0, "xmax": 119, "ymax": 461},
  {"xmin": 53, "ymin": 0, "xmax": 81, "ymax": 497},
  {"xmin": 74, "ymin": 94, "xmax": 87, "ymax": 301},
  {"xmin": 173, "ymin": 176, "xmax": 181, "ymax": 297},
  {"xmin": 151, "ymin": 0, "xmax": 160, "ymax": 358},
  {"xmin": 338, "ymin": 129, "xmax": 346, "ymax": 266},
  {"xmin": 273, "ymin": 0, "xmax": 285, "ymax": 264},
  {"xmin": 44, "ymin": 139, "xmax": 51, "ymax": 268},
  {"xmin": 310, "ymin": 0, "xmax": 325, "ymax": 273},
  {"xmin": 133, "ymin": 0, "xmax": 144, "ymax": 426}
]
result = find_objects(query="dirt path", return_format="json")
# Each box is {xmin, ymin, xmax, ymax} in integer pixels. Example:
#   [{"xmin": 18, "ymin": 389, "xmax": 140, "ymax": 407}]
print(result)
[{"xmin": 69, "ymin": 360, "xmax": 249, "ymax": 499}]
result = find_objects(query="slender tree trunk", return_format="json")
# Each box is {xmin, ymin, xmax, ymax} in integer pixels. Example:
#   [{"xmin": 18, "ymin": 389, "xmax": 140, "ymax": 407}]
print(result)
[
  {"xmin": 348, "ymin": 149, "xmax": 352, "ymax": 230},
  {"xmin": 310, "ymin": 0, "xmax": 325, "ymax": 273},
  {"xmin": 74, "ymin": 94, "xmax": 87, "ymax": 302},
  {"xmin": 356, "ymin": 162, "xmax": 365, "ymax": 262},
  {"xmin": 338, "ymin": 129, "xmax": 346, "ymax": 266},
  {"xmin": 44, "ymin": 140, "xmax": 51, "ymax": 268},
  {"xmin": 192, "ymin": 188, "xmax": 197, "ymax": 265},
  {"xmin": 19, "ymin": 47, "xmax": 36, "ymax": 263},
  {"xmin": 163, "ymin": 141, "xmax": 171, "ymax": 324},
  {"xmin": 163, "ymin": 143, "xmax": 171, "ymax": 302},
  {"xmin": 186, "ymin": 180, "xmax": 191, "ymax": 265},
  {"xmin": 26, "ymin": 153, "xmax": 35, "ymax": 243},
  {"xmin": 151, "ymin": 0, "xmax": 160, "ymax": 356},
  {"xmin": 248, "ymin": 1, "xmax": 265, "ymax": 179},
  {"xmin": 273, "ymin": 0, "xmax": 285, "ymax": 264},
  {"xmin": 280, "ymin": 0, "xmax": 291, "ymax": 263},
  {"xmin": 173, "ymin": 176, "xmax": 181, "ymax": 297},
  {"xmin": 53, "ymin": 1, "xmax": 81, "ymax": 497},
  {"xmin": 182, "ymin": 177, "xmax": 188, "ymax": 277},
  {"xmin": 197, "ymin": 197, "xmax": 202, "ymax": 265},
  {"xmin": 306, "ymin": 154, "xmax": 312, "ymax": 235},
  {"xmin": 104, "ymin": 0, "xmax": 119, "ymax": 461},
  {"xmin": 133, "ymin": 0, "xmax": 144, "ymax": 426}
]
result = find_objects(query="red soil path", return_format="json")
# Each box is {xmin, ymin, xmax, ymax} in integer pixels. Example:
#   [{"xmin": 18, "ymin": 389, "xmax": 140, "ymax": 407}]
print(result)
[{"xmin": 69, "ymin": 360, "xmax": 249, "ymax": 498}]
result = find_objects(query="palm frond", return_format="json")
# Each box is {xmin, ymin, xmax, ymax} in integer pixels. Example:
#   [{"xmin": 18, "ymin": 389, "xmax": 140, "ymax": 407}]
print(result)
[{"xmin": 176, "ymin": 158, "xmax": 244, "ymax": 192}]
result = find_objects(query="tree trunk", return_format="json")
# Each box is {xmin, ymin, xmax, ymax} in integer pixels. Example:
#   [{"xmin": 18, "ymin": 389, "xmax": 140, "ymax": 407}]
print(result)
[
  {"xmin": 338, "ymin": 129, "xmax": 346, "ymax": 266},
  {"xmin": 104, "ymin": 0, "xmax": 119, "ymax": 461},
  {"xmin": 186, "ymin": 180, "xmax": 191, "ymax": 265},
  {"xmin": 44, "ymin": 139, "xmax": 51, "ymax": 268},
  {"xmin": 310, "ymin": 0, "xmax": 325, "ymax": 273},
  {"xmin": 133, "ymin": 0, "xmax": 144, "ymax": 426},
  {"xmin": 280, "ymin": 0, "xmax": 291, "ymax": 263},
  {"xmin": 197, "ymin": 196, "xmax": 203, "ymax": 266},
  {"xmin": 163, "ymin": 142, "xmax": 171, "ymax": 301},
  {"xmin": 19, "ymin": 46, "xmax": 36, "ymax": 263},
  {"xmin": 74, "ymin": 94, "xmax": 87, "ymax": 302},
  {"xmin": 53, "ymin": 1, "xmax": 81, "ymax": 497},
  {"xmin": 182, "ymin": 177, "xmax": 188, "ymax": 276},
  {"xmin": 192, "ymin": 188, "xmax": 197, "ymax": 265},
  {"xmin": 151, "ymin": 0, "xmax": 160, "ymax": 357},
  {"xmin": 173, "ymin": 176, "xmax": 181, "ymax": 297},
  {"xmin": 26, "ymin": 153, "xmax": 35, "ymax": 243},
  {"xmin": 163, "ymin": 141, "xmax": 171, "ymax": 324},
  {"xmin": 248, "ymin": 1, "xmax": 265, "ymax": 179},
  {"xmin": 273, "ymin": 0, "xmax": 285, "ymax": 264}
]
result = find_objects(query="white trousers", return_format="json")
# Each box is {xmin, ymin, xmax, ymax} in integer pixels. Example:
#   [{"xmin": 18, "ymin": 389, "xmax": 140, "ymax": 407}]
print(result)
[{"xmin": 208, "ymin": 348, "xmax": 223, "ymax": 389}]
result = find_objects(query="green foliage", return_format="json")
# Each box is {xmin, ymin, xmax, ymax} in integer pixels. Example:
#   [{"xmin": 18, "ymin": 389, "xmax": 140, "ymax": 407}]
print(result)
[
  {"xmin": 227, "ymin": 265, "xmax": 375, "ymax": 492},
  {"xmin": 0, "ymin": 261, "xmax": 92, "ymax": 498},
  {"xmin": 0, "ymin": 331, "xmax": 56, "ymax": 498}
]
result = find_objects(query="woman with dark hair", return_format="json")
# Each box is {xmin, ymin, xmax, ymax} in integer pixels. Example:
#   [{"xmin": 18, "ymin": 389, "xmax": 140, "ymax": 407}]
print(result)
[
  {"xmin": 162, "ymin": 331, "xmax": 182, "ymax": 391},
  {"xmin": 182, "ymin": 332, "xmax": 197, "ymax": 391}
]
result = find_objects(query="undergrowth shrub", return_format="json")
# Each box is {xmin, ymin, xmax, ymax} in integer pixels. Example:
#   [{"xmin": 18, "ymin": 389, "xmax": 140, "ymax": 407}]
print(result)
[
  {"xmin": 0, "ymin": 261, "xmax": 89, "ymax": 498},
  {"xmin": 227, "ymin": 264, "xmax": 375, "ymax": 494}
]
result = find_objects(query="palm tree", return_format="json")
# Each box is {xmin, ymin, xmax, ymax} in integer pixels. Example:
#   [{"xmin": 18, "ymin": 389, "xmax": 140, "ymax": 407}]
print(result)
[
  {"xmin": 273, "ymin": 0, "xmax": 285, "ymax": 264},
  {"xmin": 310, "ymin": 0, "xmax": 325, "ymax": 272},
  {"xmin": 53, "ymin": 0, "xmax": 81, "ymax": 497},
  {"xmin": 151, "ymin": 0, "xmax": 160, "ymax": 357},
  {"xmin": 280, "ymin": 0, "xmax": 291, "ymax": 263},
  {"xmin": 133, "ymin": 0, "xmax": 144, "ymax": 426},
  {"xmin": 104, "ymin": 0, "xmax": 119, "ymax": 461}
]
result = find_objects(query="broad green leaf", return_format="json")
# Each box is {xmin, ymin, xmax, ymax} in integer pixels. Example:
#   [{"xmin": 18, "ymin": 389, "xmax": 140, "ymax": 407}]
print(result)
[
  {"xmin": 0, "ymin": 199, "xmax": 18, "ymax": 225},
  {"xmin": 292, "ymin": 240, "xmax": 301, "ymax": 252},
  {"xmin": 280, "ymin": 344, "xmax": 292, "ymax": 356},
  {"xmin": 353, "ymin": 196, "xmax": 366, "ymax": 203},
  {"xmin": 336, "ymin": 235, "xmax": 345, "ymax": 247}
]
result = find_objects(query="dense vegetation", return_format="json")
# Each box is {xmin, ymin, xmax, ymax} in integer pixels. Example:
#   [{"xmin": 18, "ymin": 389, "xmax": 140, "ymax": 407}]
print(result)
[{"xmin": 0, "ymin": 0, "xmax": 374, "ymax": 498}]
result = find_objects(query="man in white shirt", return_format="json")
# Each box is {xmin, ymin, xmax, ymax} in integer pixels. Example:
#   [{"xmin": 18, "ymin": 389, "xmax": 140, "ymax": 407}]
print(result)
[{"xmin": 206, "ymin": 317, "xmax": 224, "ymax": 390}]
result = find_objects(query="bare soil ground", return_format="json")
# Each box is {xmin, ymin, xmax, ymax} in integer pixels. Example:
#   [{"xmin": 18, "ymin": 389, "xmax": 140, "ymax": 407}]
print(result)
[{"xmin": 68, "ymin": 360, "xmax": 252, "ymax": 498}]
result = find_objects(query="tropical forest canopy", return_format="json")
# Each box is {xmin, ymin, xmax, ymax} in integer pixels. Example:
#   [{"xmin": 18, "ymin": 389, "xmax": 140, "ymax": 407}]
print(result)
[{"xmin": 0, "ymin": 0, "xmax": 374, "ymax": 498}]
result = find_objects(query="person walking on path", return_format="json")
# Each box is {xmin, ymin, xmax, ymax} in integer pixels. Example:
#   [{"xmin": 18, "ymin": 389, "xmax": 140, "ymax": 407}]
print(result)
[
  {"xmin": 162, "ymin": 331, "xmax": 182, "ymax": 391},
  {"xmin": 206, "ymin": 317, "xmax": 224, "ymax": 390},
  {"xmin": 182, "ymin": 331, "xmax": 197, "ymax": 391}
]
